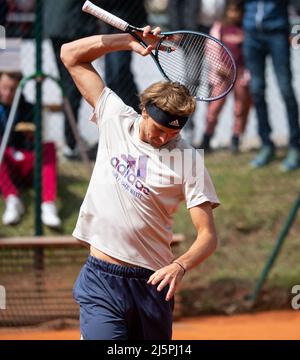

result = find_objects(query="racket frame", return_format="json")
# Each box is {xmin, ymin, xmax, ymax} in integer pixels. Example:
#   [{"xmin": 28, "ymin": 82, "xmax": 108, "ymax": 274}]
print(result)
[
  {"xmin": 154, "ymin": 30, "xmax": 237, "ymax": 102},
  {"xmin": 82, "ymin": 1, "xmax": 237, "ymax": 102}
]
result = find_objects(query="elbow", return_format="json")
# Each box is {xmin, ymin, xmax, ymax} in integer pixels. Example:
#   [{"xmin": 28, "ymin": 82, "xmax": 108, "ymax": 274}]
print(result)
[{"xmin": 60, "ymin": 43, "xmax": 74, "ymax": 68}]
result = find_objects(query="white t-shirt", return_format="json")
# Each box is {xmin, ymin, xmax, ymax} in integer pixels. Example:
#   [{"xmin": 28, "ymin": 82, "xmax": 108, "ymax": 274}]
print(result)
[{"xmin": 72, "ymin": 88, "xmax": 220, "ymax": 271}]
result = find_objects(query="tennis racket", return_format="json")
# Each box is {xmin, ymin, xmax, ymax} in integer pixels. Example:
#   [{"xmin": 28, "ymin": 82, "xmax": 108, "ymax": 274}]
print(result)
[{"xmin": 82, "ymin": 1, "xmax": 237, "ymax": 102}]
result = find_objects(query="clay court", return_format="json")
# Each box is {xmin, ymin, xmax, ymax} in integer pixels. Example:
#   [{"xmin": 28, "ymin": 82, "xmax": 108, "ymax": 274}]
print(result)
[{"xmin": 0, "ymin": 310, "xmax": 299, "ymax": 340}]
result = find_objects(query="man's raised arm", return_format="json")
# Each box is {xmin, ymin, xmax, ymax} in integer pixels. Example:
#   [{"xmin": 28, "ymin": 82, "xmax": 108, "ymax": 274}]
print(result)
[{"xmin": 60, "ymin": 27, "xmax": 161, "ymax": 108}]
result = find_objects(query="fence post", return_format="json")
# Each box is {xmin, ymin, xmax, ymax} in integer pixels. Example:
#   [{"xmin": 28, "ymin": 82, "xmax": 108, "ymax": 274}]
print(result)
[
  {"xmin": 34, "ymin": 0, "xmax": 43, "ymax": 236},
  {"xmin": 247, "ymin": 193, "xmax": 300, "ymax": 303}
]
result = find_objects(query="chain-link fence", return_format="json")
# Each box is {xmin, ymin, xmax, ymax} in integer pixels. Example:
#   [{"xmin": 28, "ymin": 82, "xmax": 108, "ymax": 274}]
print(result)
[
  {"xmin": 1, "ymin": 0, "xmax": 300, "ymax": 236},
  {"xmin": 0, "ymin": 0, "xmax": 300, "ymax": 328},
  {"xmin": 0, "ymin": 238, "xmax": 88, "ymax": 327},
  {"xmin": 0, "ymin": 0, "xmax": 165, "ymax": 238},
  {"xmin": 0, "ymin": 0, "xmax": 184, "ymax": 327}
]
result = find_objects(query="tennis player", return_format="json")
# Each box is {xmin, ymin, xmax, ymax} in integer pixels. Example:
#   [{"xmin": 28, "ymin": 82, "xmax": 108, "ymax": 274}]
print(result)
[{"xmin": 61, "ymin": 26, "xmax": 220, "ymax": 340}]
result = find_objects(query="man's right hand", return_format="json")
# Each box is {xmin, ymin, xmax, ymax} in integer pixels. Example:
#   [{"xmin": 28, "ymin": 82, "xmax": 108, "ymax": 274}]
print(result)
[
  {"xmin": 129, "ymin": 26, "xmax": 162, "ymax": 56},
  {"xmin": 61, "ymin": 27, "xmax": 162, "ymax": 108}
]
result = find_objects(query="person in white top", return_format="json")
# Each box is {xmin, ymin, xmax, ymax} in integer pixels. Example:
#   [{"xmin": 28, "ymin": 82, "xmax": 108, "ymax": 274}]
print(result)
[{"xmin": 61, "ymin": 25, "xmax": 220, "ymax": 340}]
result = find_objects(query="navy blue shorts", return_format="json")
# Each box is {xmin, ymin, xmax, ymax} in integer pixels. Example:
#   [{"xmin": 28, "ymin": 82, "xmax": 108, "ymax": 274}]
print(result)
[{"xmin": 73, "ymin": 256, "xmax": 174, "ymax": 340}]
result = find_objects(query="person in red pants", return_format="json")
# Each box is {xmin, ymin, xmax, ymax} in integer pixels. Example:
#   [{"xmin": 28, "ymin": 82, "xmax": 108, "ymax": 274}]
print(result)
[
  {"xmin": 0, "ymin": 72, "xmax": 61, "ymax": 227},
  {"xmin": 200, "ymin": 0, "xmax": 252, "ymax": 153}
]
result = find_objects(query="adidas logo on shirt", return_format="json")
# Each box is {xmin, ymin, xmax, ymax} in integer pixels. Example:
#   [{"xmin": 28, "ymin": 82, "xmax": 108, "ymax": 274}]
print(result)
[{"xmin": 169, "ymin": 120, "xmax": 180, "ymax": 127}]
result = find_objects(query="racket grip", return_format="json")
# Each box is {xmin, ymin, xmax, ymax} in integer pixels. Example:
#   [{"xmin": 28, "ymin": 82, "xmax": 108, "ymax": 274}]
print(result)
[{"xmin": 82, "ymin": 1, "xmax": 129, "ymax": 32}]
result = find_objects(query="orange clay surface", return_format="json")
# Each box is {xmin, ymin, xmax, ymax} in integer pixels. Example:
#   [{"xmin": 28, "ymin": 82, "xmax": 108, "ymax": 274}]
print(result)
[{"xmin": 0, "ymin": 310, "xmax": 299, "ymax": 340}]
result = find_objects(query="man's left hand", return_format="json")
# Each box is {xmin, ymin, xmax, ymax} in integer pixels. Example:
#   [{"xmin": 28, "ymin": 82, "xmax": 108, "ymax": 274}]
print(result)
[{"xmin": 147, "ymin": 262, "xmax": 185, "ymax": 301}]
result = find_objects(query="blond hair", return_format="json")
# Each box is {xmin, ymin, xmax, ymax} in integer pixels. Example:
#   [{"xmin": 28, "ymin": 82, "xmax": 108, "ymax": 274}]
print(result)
[{"xmin": 139, "ymin": 81, "xmax": 196, "ymax": 117}]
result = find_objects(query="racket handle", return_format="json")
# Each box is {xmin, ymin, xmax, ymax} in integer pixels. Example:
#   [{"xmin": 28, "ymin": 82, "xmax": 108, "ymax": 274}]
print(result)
[{"xmin": 82, "ymin": 1, "xmax": 129, "ymax": 32}]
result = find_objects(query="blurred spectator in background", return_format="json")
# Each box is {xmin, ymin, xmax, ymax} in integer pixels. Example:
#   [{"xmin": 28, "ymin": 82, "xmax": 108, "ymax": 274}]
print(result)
[
  {"xmin": 167, "ymin": 0, "xmax": 226, "ymax": 145},
  {"xmin": 0, "ymin": 0, "xmax": 8, "ymax": 25},
  {"xmin": 168, "ymin": 0, "xmax": 201, "ymax": 32},
  {"xmin": 43, "ymin": 0, "xmax": 101, "ymax": 159},
  {"xmin": 5, "ymin": 0, "xmax": 35, "ymax": 38},
  {"xmin": 289, "ymin": 0, "xmax": 300, "ymax": 16},
  {"xmin": 168, "ymin": 0, "xmax": 225, "ymax": 34},
  {"xmin": 243, "ymin": 0, "xmax": 300, "ymax": 171},
  {"xmin": 199, "ymin": 0, "xmax": 227, "ymax": 33},
  {"xmin": 200, "ymin": 0, "xmax": 251, "ymax": 153},
  {"xmin": 100, "ymin": 0, "xmax": 148, "ymax": 113},
  {"xmin": 0, "ymin": 72, "xmax": 61, "ymax": 227}
]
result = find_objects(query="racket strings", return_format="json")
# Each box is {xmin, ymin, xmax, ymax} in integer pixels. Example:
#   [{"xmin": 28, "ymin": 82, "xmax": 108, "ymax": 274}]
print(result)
[
  {"xmin": 162, "ymin": 41, "xmax": 203, "ymax": 96},
  {"xmin": 181, "ymin": 35, "xmax": 207, "ymax": 90},
  {"xmin": 158, "ymin": 33, "xmax": 235, "ymax": 100},
  {"xmin": 166, "ymin": 34, "xmax": 207, "ymax": 86},
  {"xmin": 160, "ymin": 36, "xmax": 206, "ymax": 94},
  {"xmin": 160, "ymin": 37, "xmax": 208, "ymax": 94},
  {"xmin": 180, "ymin": 35, "xmax": 232, "ymax": 93}
]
